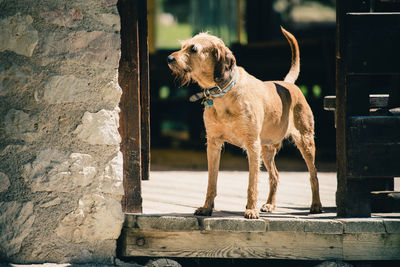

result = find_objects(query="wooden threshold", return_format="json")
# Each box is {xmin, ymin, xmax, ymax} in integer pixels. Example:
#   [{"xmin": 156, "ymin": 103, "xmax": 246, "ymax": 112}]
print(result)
[{"xmin": 119, "ymin": 213, "xmax": 400, "ymax": 260}]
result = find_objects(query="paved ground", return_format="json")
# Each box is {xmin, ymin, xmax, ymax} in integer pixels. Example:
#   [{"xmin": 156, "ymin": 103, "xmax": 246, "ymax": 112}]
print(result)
[
  {"xmin": 142, "ymin": 171, "xmax": 337, "ymax": 216},
  {"xmin": 142, "ymin": 171, "xmax": 400, "ymax": 218}
]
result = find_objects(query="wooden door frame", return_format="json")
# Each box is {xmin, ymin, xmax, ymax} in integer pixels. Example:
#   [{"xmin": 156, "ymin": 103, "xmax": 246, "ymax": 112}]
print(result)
[{"xmin": 118, "ymin": 0, "xmax": 150, "ymax": 213}]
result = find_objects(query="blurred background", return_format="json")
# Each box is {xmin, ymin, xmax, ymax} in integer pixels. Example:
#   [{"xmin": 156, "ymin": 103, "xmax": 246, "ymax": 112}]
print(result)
[{"xmin": 148, "ymin": 0, "xmax": 337, "ymax": 171}]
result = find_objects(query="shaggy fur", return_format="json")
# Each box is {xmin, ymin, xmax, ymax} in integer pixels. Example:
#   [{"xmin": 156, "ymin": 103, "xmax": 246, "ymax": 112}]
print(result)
[{"xmin": 168, "ymin": 27, "xmax": 322, "ymax": 219}]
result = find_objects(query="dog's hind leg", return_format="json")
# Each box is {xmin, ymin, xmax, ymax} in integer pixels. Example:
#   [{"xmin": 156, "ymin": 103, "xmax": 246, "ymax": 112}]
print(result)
[
  {"xmin": 244, "ymin": 139, "xmax": 261, "ymax": 219},
  {"xmin": 292, "ymin": 132, "xmax": 322, "ymax": 213},
  {"xmin": 260, "ymin": 144, "xmax": 280, "ymax": 212},
  {"xmin": 292, "ymin": 103, "xmax": 322, "ymax": 213},
  {"xmin": 194, "ymin": 137, "xmax": 223, "ymax": 216}
]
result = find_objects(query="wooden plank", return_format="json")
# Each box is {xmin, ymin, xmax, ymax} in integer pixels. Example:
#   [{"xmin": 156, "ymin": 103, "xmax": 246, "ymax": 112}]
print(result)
[
  {"xmin": 121, "ymin": 228, "xmax": 400, "ymax": 260},
  {"xmin": 343, "ymin": 233, "xmax": 400, "ymax": 260},
  {"xmin": 323, "ymin": 94, "xmax": 389, "ymax": 111},
  {"xmin": 347, "ymin": 116, "xmax": 400, "ymax": 178},
  {"xmin": 346, "ymin": 13, "xmax": 400, "ymax": 74},
  {"xmin": 118, "ymin": 0, "xmax": 142, "ymax": 213},
  {"xmin": 138, "ymin": 0, "xmax": 151, "ymax": 181},
  {"xmin": 348, "ymin": 116, "xmax": 400, "ymax": 143},
  {"xmin": 121, "ymin": 229, "xmax": 343, "ymax": 260}
]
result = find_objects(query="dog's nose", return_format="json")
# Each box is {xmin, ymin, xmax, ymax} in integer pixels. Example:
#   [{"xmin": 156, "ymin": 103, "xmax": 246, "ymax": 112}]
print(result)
[{"xmin": 167, "ymin": 55, "xmax": 175, "ymax": 64}]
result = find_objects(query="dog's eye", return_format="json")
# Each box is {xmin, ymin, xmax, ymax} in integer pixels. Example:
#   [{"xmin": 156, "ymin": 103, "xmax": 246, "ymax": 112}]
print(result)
[{"xmin": 190, "ymin": 45, "xmax": 197, "ymax": 53}]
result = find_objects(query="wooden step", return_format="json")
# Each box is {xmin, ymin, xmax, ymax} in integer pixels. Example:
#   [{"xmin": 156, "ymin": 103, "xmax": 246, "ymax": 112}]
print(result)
[{"xmin": 120, "ymin": 214, "xmax": 400, "ymax": 260}]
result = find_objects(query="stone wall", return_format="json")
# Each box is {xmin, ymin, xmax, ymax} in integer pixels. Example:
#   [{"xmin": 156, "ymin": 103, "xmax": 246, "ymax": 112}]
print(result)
[{"xmin": 0, "ymin": 0, "xmax": 124, "ymax": 263}]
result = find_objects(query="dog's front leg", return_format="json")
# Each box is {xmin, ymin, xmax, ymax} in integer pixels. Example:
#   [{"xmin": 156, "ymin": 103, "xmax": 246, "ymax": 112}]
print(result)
[
  {"xmin": 245, "ymin": 140, "xmax": 261, "ymax": 219},
  {"xmin": 194, "ymin": 138, "xmax": 222, "ymax": 216}
]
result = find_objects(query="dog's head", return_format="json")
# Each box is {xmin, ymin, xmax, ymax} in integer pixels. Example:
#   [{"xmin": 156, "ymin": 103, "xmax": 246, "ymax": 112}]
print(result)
[{"xmin": 167, "ymin": 33, "xmax": 236, "ymax": 88}]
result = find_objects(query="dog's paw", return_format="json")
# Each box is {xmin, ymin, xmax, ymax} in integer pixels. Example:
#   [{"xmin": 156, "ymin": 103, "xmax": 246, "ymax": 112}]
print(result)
[
  {"xmin": 244, "ymin": 209, "xmax": 259, "ymax": 219},
  {"xmin": 194, "ymin": 207, "xmax": 213, "ymax": 216},
  {"xmin": 310, "ymin": 202, "xmax": 322, "ymax": 214},
  {"xmin": 260, "ymin": 203, "xmax": 276, "ymax": 213}
]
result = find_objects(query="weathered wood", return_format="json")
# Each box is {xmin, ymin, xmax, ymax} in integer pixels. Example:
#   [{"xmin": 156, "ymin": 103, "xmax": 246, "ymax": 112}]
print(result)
[
  {"xmin": 121, "ymin": 228, "xmax": 400, "ymax": 260},
  {"xmin": 343, "ymin": 233, "xmax": 400, "ymax": 260},
  {"xmin": 118, "ymin": 0, "xmax": 143, "ymax": 213},
  {"xmin": 335, "ymin": 0, "xmax": 352, "ymax": 218},
  {"xmin": 121, "ymin": 229, "xmax": 343, "ymax": 259},
  {"xmin": 335, "ymin": 2, "xmax": 400, "ymax": 218},
  {"xmin": 347, "ymin": 117, "xmax": 400, "ymax": 178},
  {"xmin": 324, "ymin": 94, "xmax": 389, "ymax": 111},
  {"xmin": 338, "ymin": 180, "xmax": 371, "ymax": 218},
  {"xmin": 138, "ymin": 0, "xmax": 151, "ymax": 181},
  {"xmin": 348, "ymin": 116, "xmax": 400, "ymax": 144}
]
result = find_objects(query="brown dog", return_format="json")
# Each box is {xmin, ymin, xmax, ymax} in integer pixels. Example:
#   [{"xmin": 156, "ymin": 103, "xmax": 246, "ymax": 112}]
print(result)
[{"xmin": 167, "ymin": 27, "xmax": 322, "ymax": 219}]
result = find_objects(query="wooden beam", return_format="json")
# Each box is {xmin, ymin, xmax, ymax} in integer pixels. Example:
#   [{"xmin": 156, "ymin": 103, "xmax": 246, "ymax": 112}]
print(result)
[
  {"xmin": 122, "ymin": 230, "xmax": 343, "ymax": 259},
  {"xmin": 335, "ymin": 0, "xmax": 352, "ymax": 218},
  {"xmin": 347, "ymin": 116, "xmax": 400, "ymax": 178},
  {"xmin": 118, "ymin": 0, "xmax": 143, "ymax": 213},
  {"xmin": 121, "ymin": 228, "xmax": 400, "ymax": 260},
  {"xmin": 343, "ymin": 233, "xmax": 400, "ymax": 260},
  {"xmin": 324, "ymin": 94, "xmax": 390, "ymax": 111},
  {"xmin": 138, "ymin": 0, "xmax": 151, "ymax": 181}
]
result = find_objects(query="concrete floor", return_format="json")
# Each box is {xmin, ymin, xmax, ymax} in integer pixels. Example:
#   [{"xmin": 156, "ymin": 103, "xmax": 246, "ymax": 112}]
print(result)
[
  {"xmin": 142, "ymin": 171, "xmax": 400, "ymax": 218},
  {"xmin": 142, "ymin": 171, "xmax": 337, "ymax": 216}
]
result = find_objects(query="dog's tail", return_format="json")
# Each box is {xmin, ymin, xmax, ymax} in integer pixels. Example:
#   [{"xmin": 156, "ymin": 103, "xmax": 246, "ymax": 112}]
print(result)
[{"xmin": 281, "ymin": 26, "xmax": 300, "ymax": 83}]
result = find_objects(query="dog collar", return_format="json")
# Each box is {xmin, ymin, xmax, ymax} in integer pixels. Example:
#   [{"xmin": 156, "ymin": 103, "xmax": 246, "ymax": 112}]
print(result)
[{"xmin": 189, "ymin": 67, "xmax": 237, "ymax": 107}]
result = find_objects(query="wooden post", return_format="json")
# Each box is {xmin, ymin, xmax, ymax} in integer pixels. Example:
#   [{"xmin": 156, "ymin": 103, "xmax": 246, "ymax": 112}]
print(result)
[
  {"xmin": 335, "ymin": 0, "xmax": 371, "ymax": 217},
  {"xmin": 138, "ymin": 0, "xmax": 151, "ymax": 181},
  {"xmin": 118, "ymin": 0, "xmax": 150, "ymax": 213}
]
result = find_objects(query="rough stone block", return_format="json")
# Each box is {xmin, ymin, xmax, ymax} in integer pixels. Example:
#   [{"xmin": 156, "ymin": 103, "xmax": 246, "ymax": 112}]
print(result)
[
  {"xmin": 43, "ymin": 75, "xmax": 90, "ymax": 104},
  {"xmin": 0, "ymin": 172, "xmax": 10, "ymax": 192},
  {"xmin": 383, "ymin": 220, "xmax": 400, "ymax": 233},
  {"xmin": 23, "ymin": 148, "xmax": 97, "ymax": 192},
  {"xmin": 3, "ymin": 109, "xmax": 38, "ymax": 142},
  {"xmin": 203, "ymin": 217, "xmax": 266, "ymax": 232},
  {"xmin": 55, "ymin": 194, "xmax": 124, "ymax": 242},
  {"xmin": 0, "ymin": 13, "xmax": 38, "ymax": 57},
  {"xmin": 100, "ymin": 151, "xmax": 124, "ymax": 196},
  {"xmin": 40, "ymin": 7, "xmax": 83, "ymax": 28},
  {"xmin": 266, "ymin": 218, "xmax": 305, "ymax": 232},
  {"xmin": 0, "ymin": 201, "xmax": 35, "ymax": 257},
  {"xmin": 304, "ymin": 220, "xmax": 343, "ymax": 234},
  {"xmin": 74, "ymin": 108, "xmax": 121, "ymax": 145},
  {"xmin": 134, "ymin": 215, "xmax": 200, "ymax": 231},
  {"xmin": 39, "ymin": 197, "xmax": 61, "ymax": 208},
  {"xmin": 0, "ymin": 64, "xmax": 32, "ymax": 96},
  {"xmin": 341, "ymin": 219, "xmax": 386, "ymax": 233},
  {"xmin": 4, "ymin": 109, "xmax": 32, "ymax": 134},
  {"xmin": 101, "ymin": 78, "xmax": 122, "ymax": 108},
  {"xmin": 41, "ymin": 30, "xmax": 120, "ymax": 67},
  {"xmin": 98, "ymin": 13, "xmax": 120, "ymax": 31}
]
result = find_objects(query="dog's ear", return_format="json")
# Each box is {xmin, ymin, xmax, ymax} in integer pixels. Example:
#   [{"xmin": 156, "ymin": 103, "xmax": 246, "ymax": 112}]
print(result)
[{"xmin": 213, "ymin": 43, "xmax": 236, "ymax": 83}]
